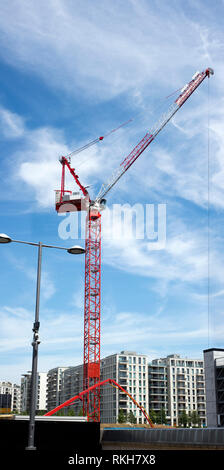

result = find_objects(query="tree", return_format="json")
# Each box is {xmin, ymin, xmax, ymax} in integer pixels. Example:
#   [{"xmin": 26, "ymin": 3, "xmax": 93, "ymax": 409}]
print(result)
[
  {"xmin": 55, "ymin": 409, "xmax": 65, "ymax": 416},
  {"xmin": 157, "ymin": 407, "xmax": 167, "ymax": 425},
  {"xmin": 189, "ymin": 410, "xmax": 201, "ymax": 427},
  {"xmin": 118, "ymin": 408, "xmax": 126, "ymax": 423},
  {"xmin": 149, "ymin": 409, "xmax": 157, "ymax": 424},
  {"xmin": 127, "ymin": 411, "xmax": 136, "ymax": 424},
  {"xmin": 178, "ymin": 410, "xmax": 189, "ymax": 427},
  {"xmin": 78, "ymin": 407, "xmax": 86, "ymax": 417}
]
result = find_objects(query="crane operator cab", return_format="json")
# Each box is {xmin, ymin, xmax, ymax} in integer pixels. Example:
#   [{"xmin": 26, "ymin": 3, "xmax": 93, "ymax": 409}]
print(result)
[{"xmin": 55, "ymin": 189, "xmax": 90, "ymax": 213}]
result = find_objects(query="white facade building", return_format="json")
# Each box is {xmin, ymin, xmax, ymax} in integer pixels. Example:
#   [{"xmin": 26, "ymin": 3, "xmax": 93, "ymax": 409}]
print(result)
[
  {"xmin": 100, "ymin": 351, "xmax": 149, "ymax": 424},
  {"xmin": 21, "ymin": 372, "xmax": 47, "ymax": 412},
  {"xmin": 0, "ymin": 382, "xmax": 21, "ymax": 412},
  {"xmin": 47, "ymin": 367, "xmax": 68, "ymax": 412},
  {"xmin": 148, "ymin": 354, "xmax": 206, "ymax": 426}
]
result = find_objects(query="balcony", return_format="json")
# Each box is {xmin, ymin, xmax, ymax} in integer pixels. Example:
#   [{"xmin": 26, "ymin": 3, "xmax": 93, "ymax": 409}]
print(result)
[
  {"xmin": 118, "ymin": 357, "xmax": 127, "ymax": 364},
  {"xmin": 150, "ymin": 399, "xmax": 167, "ymax": 404},
  {"xmin": 150, "ymin": 369, "xmax": 166, "ymax": 375},
  {"xmin": 150, "ymin": 381, "xmax": 165, "ymax": 387},
  {"xmin": 177, "ymin": 374, "xmax": 185, "ymax": 380},
  {"xmin": 118, "ymin": 365, "xmax": 128, "ymax": 371},
  {"xmin": 119, "ymin": 379, "xmax": 127, "ymax": 386},
  {"xmin": 150, "ymin": 376, "xmax": 167, "ymax": 381},
  {"xmin": 177, "ymin": 382, "xmax": 185, "ymax": 389},
  {"xmin": 197, "ymin": 398, "xmax": 205, "ymax": 404},
  {"xmin": 196, "ymin": 383, "xmax": 205, "ymax": 389},
  {"xmin": 150, "ymin": 390, "xmax": 166, "ymax": 395},
  {"xmin": 119, "ymin": 397, "xmax": 128, "ymax": 403}
]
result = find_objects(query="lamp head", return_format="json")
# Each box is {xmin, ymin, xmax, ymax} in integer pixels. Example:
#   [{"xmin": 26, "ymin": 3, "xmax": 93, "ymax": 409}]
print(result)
[
  {"xmin": 0, "ymin": 233, "xmax": 12, "ymax": 244},
  {"xmin": 67, "ymin": 245, "xmax": 85, "ymax": 255}
]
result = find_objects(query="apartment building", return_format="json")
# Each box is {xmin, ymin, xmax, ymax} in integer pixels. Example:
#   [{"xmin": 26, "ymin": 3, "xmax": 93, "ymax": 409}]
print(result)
[
  {"xmin": 204, "ymin": 348, "xmax": 224, "ymax": 427},
  {"xmin": 61, "ymin": 365, "xmax": 83, "ymax": 415},
  {"xmin": 47, "ymin": 367, "xmax": 68, "ymax": 412},
  {"xmin": 148, "ymin": 354, "xmax": 206, "ymax": 426},
  {"xmin": 0, "ymin": 381, "xmax": 21, "ymax": 412},
  {"xmin": 21, "ymin": 372, "xmax": 47, "ymax": 413},
  {"xmin": 58, "ymin": 352, "xmax": 148, "ymax": 422},
  {"xmin": 100, "ymin": 351, "xmax": 149, "ymax": 424}
]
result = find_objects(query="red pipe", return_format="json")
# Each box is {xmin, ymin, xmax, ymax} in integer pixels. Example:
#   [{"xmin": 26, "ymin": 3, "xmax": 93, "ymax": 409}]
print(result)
[{"xmin": 44, "ymin": 378, "xmax": 154, "ymax": 427}]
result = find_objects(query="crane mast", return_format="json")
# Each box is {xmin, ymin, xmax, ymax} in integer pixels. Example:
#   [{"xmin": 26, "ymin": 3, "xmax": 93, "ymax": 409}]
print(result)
[{"xmin": 55, "ymin": 67, "xmax": 213, "ymax": 423}]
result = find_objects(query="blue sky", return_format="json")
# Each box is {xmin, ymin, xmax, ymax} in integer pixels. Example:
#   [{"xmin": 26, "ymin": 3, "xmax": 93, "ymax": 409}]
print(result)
[{"xmin": 0, "ymin": 0, "xmax": 224, "ymax": 383}]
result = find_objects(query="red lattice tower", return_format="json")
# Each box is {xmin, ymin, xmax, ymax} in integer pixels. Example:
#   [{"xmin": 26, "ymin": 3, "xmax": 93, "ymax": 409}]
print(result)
[{"xmin": 83, "ymin": 209, "xmax": 101, "ymax": 421}]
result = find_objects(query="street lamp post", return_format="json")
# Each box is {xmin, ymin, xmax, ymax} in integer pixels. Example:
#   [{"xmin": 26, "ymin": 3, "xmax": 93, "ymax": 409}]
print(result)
[
  {"xmin": 26, "ymin": 241, "xmax": 42, "ymax": 450},
  {"xmin": 0, "ymin": 234, "xmax": 85, "ymax": 450}
]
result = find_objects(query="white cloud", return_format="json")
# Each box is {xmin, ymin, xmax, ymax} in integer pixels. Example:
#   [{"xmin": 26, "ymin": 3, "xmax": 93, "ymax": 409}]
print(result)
[
  {"xmin": 102, "ymin": 210, "xmax": 224, "ymax": 289},
  {"xmin": 5, "ymin": 250, "xmax": 56, "ymax": 301},
  {"xmin": 0, "ymin": 107, "xmax": 25, "ymax": 139},
  {"xmin": 0, "ymin": 0, "xmax": 221, "ymax": 100}
]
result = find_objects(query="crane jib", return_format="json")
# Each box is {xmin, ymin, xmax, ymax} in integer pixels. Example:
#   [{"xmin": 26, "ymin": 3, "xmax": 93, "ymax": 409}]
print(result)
[{"xmin": 95, "ymin": 67, "xmax": 213, "ymax": 203}]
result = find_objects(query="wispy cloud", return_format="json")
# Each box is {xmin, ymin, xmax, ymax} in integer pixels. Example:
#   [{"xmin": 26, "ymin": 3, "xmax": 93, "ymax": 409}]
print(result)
[
  {"xmin": 0, "ymin": 107, "xmax": 25, "ymax": 139},
  {"xmin": 5, "ymin": 250, "xmax": 56, "ymax": 301},
  {"xmin": 0, "ymin": 0, "xmax": 221, "ymax": 99}
]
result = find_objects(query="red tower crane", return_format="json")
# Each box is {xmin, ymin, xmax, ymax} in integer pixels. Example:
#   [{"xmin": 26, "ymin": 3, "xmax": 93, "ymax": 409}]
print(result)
[{"xmin": 55, "ymin": 68, "xmax": 213, "ymax": 422}]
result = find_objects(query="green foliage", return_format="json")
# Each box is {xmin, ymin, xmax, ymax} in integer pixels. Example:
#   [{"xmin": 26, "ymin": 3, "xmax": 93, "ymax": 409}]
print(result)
[
  {"xmin": 149, "ymin": 408, "xmax": 167, "ymax": 424},
  {"xmin": 118, "ymin": 408, "xmax": 126, "ymax": 423},
  {"xmin": 37, "ymin": 409, "xmax": 46, "ymax": 416},
  {"xmin": 78, "ymin": 407, "xmax": 84, "ymax": 416},
  {"xmin": 189, "ymin": 410, "xmax": 201, "ymax": 427},
  {"xmin": 55, "ymin": 409, "xmax": 65, "ymax": 416},
  {"xmin": 149, "ymin": 409, "xmax": 157, "ymax": 424},
  {"xmin": 157, "ymin": 407, "xmax": 167, "ymax": 425},
  {"xmin": 178, "ymin": 409, "xmax": 201, "ymax": 427},
  {"xmin": 178, "ymin": 410, "xmax": 189, "ymax": 427},
  {"xmin": 127, "ymin": 411, "xmax": 136, "ymax": 424}
]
